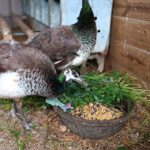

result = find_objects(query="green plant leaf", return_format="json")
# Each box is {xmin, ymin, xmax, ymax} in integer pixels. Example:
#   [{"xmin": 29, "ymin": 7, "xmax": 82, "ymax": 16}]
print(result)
[
  {"xmin": 117, "ymin": 146, "xmax": 127, "ymax": 150},
  {"xmin": 59, "ymin": 72, "xmax": 149, "ymax": 109}
]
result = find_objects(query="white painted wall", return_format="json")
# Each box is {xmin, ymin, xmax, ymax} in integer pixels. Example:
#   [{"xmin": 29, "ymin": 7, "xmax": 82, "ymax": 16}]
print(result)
[
  {"xmin": 61, "ymin": 0, "xmax": 82, "ymax": 25},
  {"xmin": 89, "ymin": 0, "xmax": 113, "ymax": 54}
]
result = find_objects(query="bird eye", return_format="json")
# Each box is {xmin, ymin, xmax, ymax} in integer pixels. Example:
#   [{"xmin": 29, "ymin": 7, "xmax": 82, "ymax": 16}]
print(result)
[
  {"xmin": 72, "ymin": 70, "xmax": 79, "ymax": 78},
  {"xmin": 65, "ymin": 52, "xmax": 79, "ymax": 57}
]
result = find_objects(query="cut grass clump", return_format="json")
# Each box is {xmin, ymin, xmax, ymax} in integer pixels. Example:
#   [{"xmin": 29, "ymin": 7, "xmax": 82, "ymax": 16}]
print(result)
[
  {"xmin": 59, "ymin": 71, "xmax": 149, "ymax": 109},
  {"xmin": 10, "ymin": 129, "xmax": 32, "ymax": 150},
  {"xmin": 0, "ymin": 99, "xmax": 12, "ymax": 111},
  {"xmin": 23, "ymin": 96, "xmax": 48, "ymax": 112},
  {"xmin": 0, "ymin": 96, "xmax": 48, "ymax": 112}
]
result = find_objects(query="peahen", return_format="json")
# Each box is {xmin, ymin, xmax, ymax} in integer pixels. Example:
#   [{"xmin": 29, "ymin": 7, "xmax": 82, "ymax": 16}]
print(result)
[
  {"xmin": 0, "ymin": 40, "xmax": 84, "ymax": 130},
  {"xmin": 25, "ymin": 0, "xmax": 96, "ymax": 70}
]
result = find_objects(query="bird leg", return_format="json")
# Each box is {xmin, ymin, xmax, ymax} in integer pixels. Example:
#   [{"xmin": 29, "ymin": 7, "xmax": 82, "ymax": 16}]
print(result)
[
  {"xmin": 88, "ymin": 54, "xmax": 105, "ymax": 73},
  {"xmin": 12, "ymin": 99, "xmax": 31, "ymax": 130},
  {"xmin": 10, "ymin": 105, "xmax": 16, "ymax": 118}
]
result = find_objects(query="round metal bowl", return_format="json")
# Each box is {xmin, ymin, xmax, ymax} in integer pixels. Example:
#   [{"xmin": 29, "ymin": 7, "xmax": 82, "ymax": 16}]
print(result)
[{"xmin": 54, "ymin": 102, "xmax": 134, "ymax": 139}]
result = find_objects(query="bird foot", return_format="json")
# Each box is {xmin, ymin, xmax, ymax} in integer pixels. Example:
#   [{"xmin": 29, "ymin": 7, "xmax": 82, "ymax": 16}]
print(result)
[
  {"xmin": 9, "ymin": 108, "xmax": 17, "ymax": 118},
  {"xmin": 23, "ymin": 122, "xmax": 32, "ymax": 131},
  {"xmin": 15, "ymin": 112, "xmax": 32, "ymax": 131},
  {"xmin": 9, "ymin": 109, "xmax": 32, "ymax": 130}
]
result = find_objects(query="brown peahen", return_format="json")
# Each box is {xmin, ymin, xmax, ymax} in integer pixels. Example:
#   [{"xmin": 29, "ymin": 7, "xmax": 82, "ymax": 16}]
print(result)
[{"xmin": 0, "ymin": 40, "xmax": 84, "ymax": 130}]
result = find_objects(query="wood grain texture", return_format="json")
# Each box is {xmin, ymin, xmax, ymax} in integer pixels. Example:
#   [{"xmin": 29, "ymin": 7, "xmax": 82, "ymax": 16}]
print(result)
[
  {"xmin": 107, "ymin": 40, "xmax": 150, "ymax": 83},
  {"xmin": 106, "ymin": 0, "xmax": 150, "ymax": 86},
  {"xmin": 105, "ymin": 54, "xmax": 150, "ymax": 88},
  {"xmin": 12, "ymin": 16, "xmax": 34, "ymax": 38},
  {"xmin": 0, "ymin": 0, "xmax": 22, "ymax": 16},
  {"xmin": 111, "ymin": 16, "xmax": 150, "ymax": 52},
  {"xmin": 0, "ymin": 16, "xmax": 13, "ymax": 40},
  {"xmin": 113, "ymin": 0, "xmax": 150, "ymax": 21}
]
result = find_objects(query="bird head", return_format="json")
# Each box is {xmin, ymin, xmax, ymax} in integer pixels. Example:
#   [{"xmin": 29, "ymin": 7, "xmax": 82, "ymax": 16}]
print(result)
[
  {"xmin": 57, "ymin": 68, "xmax": 87, "ymax": 87},
  {"xmin": 54, "ymin": 52, "xmax": 79, "ymax": 70}
]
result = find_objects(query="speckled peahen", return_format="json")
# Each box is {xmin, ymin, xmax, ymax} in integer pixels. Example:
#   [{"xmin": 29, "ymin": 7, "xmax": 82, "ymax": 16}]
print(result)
[{"xmin": 0, "ymin": 40, "xmax": 84, "ymax": 130}]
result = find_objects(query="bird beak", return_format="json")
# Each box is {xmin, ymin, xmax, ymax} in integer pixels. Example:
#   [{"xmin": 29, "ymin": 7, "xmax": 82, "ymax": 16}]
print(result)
[
  {"xmin": 71, "ymin": 76, "xmax": 88, "ymax": 87},
  {"xmin": 54, "ymin": 59, "xmax": 63, "ymax": 65},
  {"xmin": 64, "ymin": 69, "xmax": 88, "ymax": 87}
]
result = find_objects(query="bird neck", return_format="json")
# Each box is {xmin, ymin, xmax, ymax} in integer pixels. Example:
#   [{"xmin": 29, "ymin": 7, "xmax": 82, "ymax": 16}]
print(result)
[
  {"xmin": 51, "ymin": 74, "xmax": 65, "ymax": 96},
  {"xmin": 71, "ymin": 0, "xmax": 96, "ymax": 47},
  {"xmin": 57, "ymin": 74, "xmax": 65, "ymax": 83}
]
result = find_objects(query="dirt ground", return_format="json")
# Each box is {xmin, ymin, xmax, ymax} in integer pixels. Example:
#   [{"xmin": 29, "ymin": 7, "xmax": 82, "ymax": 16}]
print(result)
[{"xmin": 0, "ymin": 101, "xmax": 149, "ymax": 150}]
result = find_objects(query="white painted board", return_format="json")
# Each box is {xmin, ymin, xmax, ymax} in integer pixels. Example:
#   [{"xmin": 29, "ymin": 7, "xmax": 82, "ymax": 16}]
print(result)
[
  {"xmin": 89, "ymin": 0, "xmax": 113, "ymax": 54},
  {"xmin": 61, "ymin": 0, "xmax": 82, "ymax": 25}
]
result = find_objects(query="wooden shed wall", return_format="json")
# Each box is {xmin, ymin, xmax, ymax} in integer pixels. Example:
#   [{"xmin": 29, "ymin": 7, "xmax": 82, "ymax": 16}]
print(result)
[
  {"xmin": 0, "ymin": 0, "xmax": 22, "ymax": 16},
  {"xmin": 105, "ymin": 0, "xmax": 150, "ymax": 86}
]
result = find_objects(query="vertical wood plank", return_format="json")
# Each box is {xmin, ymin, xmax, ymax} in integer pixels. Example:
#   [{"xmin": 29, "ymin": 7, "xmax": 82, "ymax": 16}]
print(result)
[
  {"xmin": 12, "ymin": 15, "xmax": 34, "ymax": 38},
  {"xmin": 0, "ymin": 15, "xmax": 13, "ymax": 40}
]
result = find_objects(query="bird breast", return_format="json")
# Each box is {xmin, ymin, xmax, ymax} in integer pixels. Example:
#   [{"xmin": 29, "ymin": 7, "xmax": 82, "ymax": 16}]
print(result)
[{"xmin": 0, "ymin": 71, "xmax": 25, "ymax": 98}]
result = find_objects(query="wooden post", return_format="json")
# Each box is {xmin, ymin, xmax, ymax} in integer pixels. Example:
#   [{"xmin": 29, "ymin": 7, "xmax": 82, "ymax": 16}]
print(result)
[
  {"xmin": 12, "ymin": 15, "xmax": 34, "ymax": 38},
  {"xmin": 0, "ymin": 15, "xmax": 13, "ymax": 40}
]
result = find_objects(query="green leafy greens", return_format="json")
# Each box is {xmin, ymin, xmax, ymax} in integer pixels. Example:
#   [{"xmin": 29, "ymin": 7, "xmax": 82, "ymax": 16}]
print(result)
[{"xmin": 59, "ymin": 72, "xmax": 148, "ymax": 108}]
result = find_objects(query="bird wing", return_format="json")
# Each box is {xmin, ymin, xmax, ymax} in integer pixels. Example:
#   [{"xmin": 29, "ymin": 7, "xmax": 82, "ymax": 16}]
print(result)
[
  {"xmin": 0, "ymin": 41, "xmax": 21, "ymax": 73},
  {"xmin": 24, "ymin": 26, "xmax": 81, "ymax": 62},
  {"xmin": 0, "ymin": 41, "xmax": 57, "ymax": 80}
]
